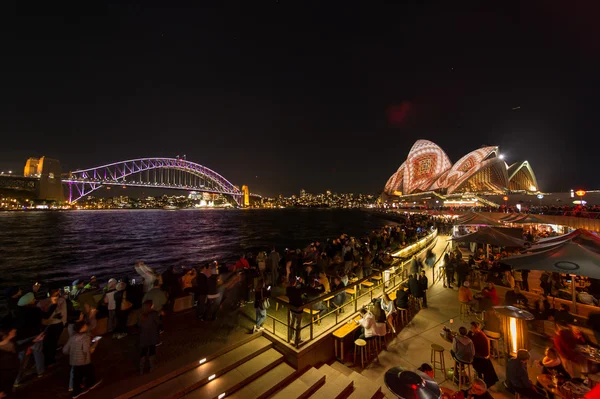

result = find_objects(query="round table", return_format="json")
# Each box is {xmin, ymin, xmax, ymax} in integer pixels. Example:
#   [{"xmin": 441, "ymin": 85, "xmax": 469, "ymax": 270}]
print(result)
[{"xmin": 537, "ymin": 374, "xmax": 567, "ymax": 398}]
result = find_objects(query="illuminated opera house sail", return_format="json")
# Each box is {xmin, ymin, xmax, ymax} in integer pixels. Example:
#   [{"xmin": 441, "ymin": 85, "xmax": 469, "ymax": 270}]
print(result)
[{"xmin": 383, "ymin": 140, "xmax": 538, "ymax": 197}]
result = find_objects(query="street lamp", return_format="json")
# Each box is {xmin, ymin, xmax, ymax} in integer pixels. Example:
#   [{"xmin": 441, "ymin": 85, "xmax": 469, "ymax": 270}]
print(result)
[
  {"xmin": 503, "ymin": 196, "xmax": 508, "ymax": 211},
  {"xmin": 576, "ymin": 190, "xmax": 586, "ymax": 205},
  {"xmin": 537, "ymin": 193, "xmax": 544, "ymax": 207}
]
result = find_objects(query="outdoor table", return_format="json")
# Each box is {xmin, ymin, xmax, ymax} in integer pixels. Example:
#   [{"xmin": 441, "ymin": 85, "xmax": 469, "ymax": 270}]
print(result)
[
  {"xmin": 440, "ymin": 387, "xmax": 458, "ymax": 399},
  {"xmin": 332, "ymin": 315, "xmax": 361, "ymax": 361},
  {"xmin": 537, "ymin": 374, "xmax": 567, "ymax": 398}
]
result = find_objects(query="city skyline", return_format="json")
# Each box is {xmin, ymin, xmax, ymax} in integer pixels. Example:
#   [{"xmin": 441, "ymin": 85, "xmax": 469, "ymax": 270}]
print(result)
[{"xmin": 3, "ymin": 3, "xmax": 600, "ymax": 196}]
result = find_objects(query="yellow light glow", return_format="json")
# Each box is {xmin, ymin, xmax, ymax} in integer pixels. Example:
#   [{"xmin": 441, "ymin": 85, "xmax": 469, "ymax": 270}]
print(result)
[
  {"xmin": 509, "ymin": 317, "xmax": 518, "ymax": 356},
  {"xmin": 529, "ymin": 186, "xmax": 537, "ymax": 191},
  {"xmin": 208, "ymin": 374, "xmax": 216, "ymax": 381},
  {"xmin": 199, "ymin": 358, "xmax": 206, "ymax": 364}
]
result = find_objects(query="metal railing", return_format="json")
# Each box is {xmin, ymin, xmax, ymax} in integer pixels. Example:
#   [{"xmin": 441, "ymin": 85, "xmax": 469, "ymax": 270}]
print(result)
[{"xmin": 264, "ymin": 230, "xmax": 439, "ymax": 347}]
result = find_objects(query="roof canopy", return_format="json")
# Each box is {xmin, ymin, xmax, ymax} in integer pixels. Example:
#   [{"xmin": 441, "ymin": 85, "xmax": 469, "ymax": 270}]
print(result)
[
  {"xmin": 509, "ymin": 214, "xmax": 551, "ymax": 224},
  {"xmin": 454, "ymin": 212, "xmax": 504, "ymax": 226}
]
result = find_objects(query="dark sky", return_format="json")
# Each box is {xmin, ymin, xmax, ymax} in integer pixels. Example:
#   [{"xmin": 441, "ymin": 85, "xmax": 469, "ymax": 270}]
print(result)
[{"xmin": 3, "ymin": 2, "xmax": 599, "ymax": 196}]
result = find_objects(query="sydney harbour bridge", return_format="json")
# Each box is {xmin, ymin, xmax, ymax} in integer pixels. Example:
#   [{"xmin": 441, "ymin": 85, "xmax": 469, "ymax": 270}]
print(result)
[{"xmin": 0, "ymin": 156, "xmax": 251, "ymax": 205}]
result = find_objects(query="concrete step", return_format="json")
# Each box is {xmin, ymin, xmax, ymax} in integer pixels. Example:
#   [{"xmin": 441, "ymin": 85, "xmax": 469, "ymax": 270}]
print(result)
[
  {"xmin": 226, "ymin": 362, "xmax": 296, "ymax": 399},
  {"xmin": 346, "ymin": 371, "xmax": 381, "ymax": 399},
  {"xmin": 184, "ymin": 348, "xmax": 284, "ymax": 399},
  {"xmin": 328, "ymin": 361, "xmax": 354, "ymax": 377},
  {"xmin": 133, "ymin": 336, "xmax": 273, "ymax": 399},
  {"xmin": 308, "ymin": 365, "xmax": 353, "ymax": 399},
  {"xmin": 269, "ymin": 367, "xmax": 326, "ymax": 399}
]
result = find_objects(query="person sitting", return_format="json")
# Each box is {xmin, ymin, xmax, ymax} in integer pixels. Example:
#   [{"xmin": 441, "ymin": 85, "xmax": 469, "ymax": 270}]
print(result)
[
  {"xmin": 539, "ymin": 347, "xmax": 571, "ymax": 379},
  {"xmin": 330, "ymin": 276, "xmax": 346, "ymax": 313},
  {"xmin": 504, "ymin": 286, "xmax": 528, "ymax": 307},
  {"xmin": 506, "ymin": 349, "xmax": 546, "ymax": 399},
  {"xmin": 380, "ymin": 293, "xmax": 397, "ymax": 333},
  {"xmin": 468, "ymin": 378, "xmax": 494, "ymax": 399},
  {"xmin": 451, "ymin": 326, "xmax": 475, "ymax": 364},
  {"xmin": 394, "ymin": 284, "xmax": 409, "ymax": 310},
  {"xmin": 354, "ymin": 307, "xmax": 376, "ymax": 340},
  {"xmin": 482, "ymin": 282, "xmax": 499, "ymax": 306},
  {"xmin": 533, "ymin": 295, "xmax": 553, "ymax": 320},
  {"xmin": 416, "ymin": 363, "xmax": 434, "ymax": 379},
  {"xmin": 468, "ymin": 322, "xmax": 499, "ymax": 389},
  {"xmin": 578, "ymin": 288, "xmax": 599, "ymax": 306},
  {"xmin": 553, "ymin": 304, "xmax": 575, "ymax": 324},
  {"xmin": 458, "ymin": 281, "xmax": 478, "ymax": 311}
]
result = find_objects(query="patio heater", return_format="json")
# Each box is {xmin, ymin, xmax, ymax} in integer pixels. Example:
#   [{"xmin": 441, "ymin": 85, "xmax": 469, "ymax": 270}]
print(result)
[{"xmin": 493, "ymin": 306, "xmax": 535, "ymax": 357}]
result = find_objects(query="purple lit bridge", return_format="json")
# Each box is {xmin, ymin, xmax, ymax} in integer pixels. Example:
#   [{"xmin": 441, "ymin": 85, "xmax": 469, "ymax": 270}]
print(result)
[{"xmin": 62, "ymin": 158, "xmax": 243, "ymax": 204}]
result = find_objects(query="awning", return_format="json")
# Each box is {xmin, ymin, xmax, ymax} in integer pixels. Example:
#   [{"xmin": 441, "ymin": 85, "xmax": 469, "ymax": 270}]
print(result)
[
  {"xmin": 509, "ymin": 214, "xmax": 551, "ymax": 224},
  {"xmin": 454, "ymin": 212, "xmax": 503, "ymax": 226}
]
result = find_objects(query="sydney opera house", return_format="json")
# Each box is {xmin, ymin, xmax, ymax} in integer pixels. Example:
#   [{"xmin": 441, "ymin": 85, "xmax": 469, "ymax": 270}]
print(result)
[{"xmin": 383, "ymin": 140, "xmax": 538, "ymax": 199}]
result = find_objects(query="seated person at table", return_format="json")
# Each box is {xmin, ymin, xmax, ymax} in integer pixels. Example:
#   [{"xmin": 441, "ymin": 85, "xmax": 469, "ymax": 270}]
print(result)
[
  {"xmin": 458, "ymin": 281, "xmax": 478, "ymax": 311},
  {"xmin": 416, "ymin": 363, "xmax": 434, "ymax": 378},
  {"xmin": 394, "ymin": 284, "xmax": 409, "ymax": 310},
  {"xmin": 467, "ymin": 378, "xmax": 494, "ymax": 399},
  {"xmin": 318, "ymin": 272, "xmax": 330, "ymax": 293},
  {"xmin": 578, "ymin": 288, "xmax": 599, "ymax": 306},
  {"xmin": 380, "ymin": 293, "xmax": 396, "ymax": 333},
  {"xmin": 305, "ymin": 281, "xmax": 328, "ymax": 318},
  {"xmin": 553, "ymin": 304, "xmax": 575, "ymax": 324},
  {"xmin": 506, "ymin": 349, "xmax": 547, "ymax": 399},
  {"xmin": 482, "ymin": 282, "xmax": 499, "ymax": 306},
  {"xmin": 330, "ymin": 276, "xmax": 346, "ymax": 313},
  {"xmin": 468, "ymin": 322, "xmax": 499, "ymax": 389},
  {"xmin": 539, "ymin": 347, "xmax": 571, "ymax": 379},
  {"xmin": 451, "ymin": 326, "xmax": 475, "ymax": 364},
  {"xmin": 533, "ymin": 295, "xmax": 553, "ymax": 320},
  {"xmin": 354, "ymin": 307, "xmax": 376, "ymax": 340},
  {"xmin": 477, "ymin": 289, "xmax": 493, "ymax": 312},
  {"xmin": 504, "ymin": 286, "xmax": 528, "ymax": 307}
]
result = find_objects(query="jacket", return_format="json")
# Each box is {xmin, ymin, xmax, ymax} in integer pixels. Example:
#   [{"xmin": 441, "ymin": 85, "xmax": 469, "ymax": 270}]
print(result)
[
  {"xmin": 452, "ymin": 335, "xmax": 475, "ymax": 363},
  {"xmin": 357, "ymin": 312, "xmax": 376, "ymax": 338},
  {"xmin": 138, "ymin": 310, "xmax": 161, "ymax": 348},
  {"xmin": 63, "ymin": 332, "xmax": 92, "ymax": 366},
  {"xmin": 506, "ymin": 358, "xmax": 531, "ymax": 390}
]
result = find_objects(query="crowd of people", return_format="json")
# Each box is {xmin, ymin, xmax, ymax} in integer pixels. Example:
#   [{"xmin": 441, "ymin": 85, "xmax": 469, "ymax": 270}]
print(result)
[{"xmin": 0, "ymin": 213, "xmax": 444, "ymax": 398}]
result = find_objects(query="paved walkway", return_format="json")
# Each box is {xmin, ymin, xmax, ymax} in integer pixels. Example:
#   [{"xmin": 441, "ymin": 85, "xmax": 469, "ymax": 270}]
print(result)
[{"xmin": 344, "ymin": 235, "xmax": 549, "ymax": 398}]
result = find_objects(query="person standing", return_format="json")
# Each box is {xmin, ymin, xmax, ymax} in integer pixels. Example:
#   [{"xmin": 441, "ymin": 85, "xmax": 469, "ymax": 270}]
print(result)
[
  {"xmin": 63, "ymin": 320, "xmax": 101, "ymax": 398},
  {"xmin": 286, "ymin": 278, "xmax": 304, "ymax": 345},
  {"xmin": 520, "ymin": 270, "xmax": 529, "ymax": 292},
  {"xmin": 418, "ymin": 270, "xmax": 429, "ymax": 308},
  {"xmin": 0, "ymin": 328, "xmax": 19, "ymax": 399},
  {"xmin": 103, "ymin": 279, "xmax": 118, "ymax": 334},
  {"xmin": 269, "ymin": 248, "xmax": 280, "ymax": 286},
  {"xmin": 138, "ymin": 300, "xmax": 160, "ymax": 375},
  {"xmin": 205, "ymin": 266, "xmax": 222, "ymax": 321},
  {"xmin": 114, "ymin": 282, "xmax": 132, "ymax": 339},
  {"xmin": 468, "ymin": 322, "xmax": 499, "ymax": 389},
  {"xmin": 195, "ymin": 264, "xmax": 209, "ymax": 320},
  {"xmin": 39, "ymin": 287, "xmax": 67, "ymax": 367},
  {"xmin": 253, "ymin": 280, "xmax": 270, "ymax": 333}
]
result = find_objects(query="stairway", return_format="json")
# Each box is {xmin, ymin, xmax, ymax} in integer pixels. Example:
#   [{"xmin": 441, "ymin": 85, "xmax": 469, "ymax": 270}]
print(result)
[{"xmin": 126, "ymin": 333, "xmax": 382, "ymax": 399}]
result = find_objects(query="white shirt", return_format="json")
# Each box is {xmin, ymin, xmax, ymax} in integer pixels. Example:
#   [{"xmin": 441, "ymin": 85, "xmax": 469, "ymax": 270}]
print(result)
[{"xmin": 357, "ymin": 312, "xmax": 376, "ymax": 338}]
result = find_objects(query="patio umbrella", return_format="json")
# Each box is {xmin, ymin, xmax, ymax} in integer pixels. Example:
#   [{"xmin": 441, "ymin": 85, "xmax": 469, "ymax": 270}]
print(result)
[
  {"xmin": 454, "ymin": 212, "xmax": 503, "ymax": 226},
  {"xmin": 452, "ymin": 227, "xmax": 529, "ymax": 248},
  {"xmin": 501, "ymin": 241, "xmax": 600, "ymax": 309},
  {"xmin": 510, "ymin": 214, "xmax": 551, "ymax": 224},
  {"xmin": 528, "ymin": 229, "xmax": 600, "ymax": 253},
  {"xmin": 384, "ymin": 369, "xmax": 441, "ymax": 399},
  {"xmin": 500, "ymin": 213, "xmax": 526, "ymax": 223}
]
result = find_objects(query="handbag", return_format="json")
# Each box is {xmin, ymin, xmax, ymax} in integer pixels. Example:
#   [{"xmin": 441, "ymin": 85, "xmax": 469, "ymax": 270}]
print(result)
[
  {"xmin": 120, "ymin": 292, "xmax": 133, "ymax": 311},
  {"xmin": 261, "ymin": 289, "xmax": 270, "ymax": 309}
]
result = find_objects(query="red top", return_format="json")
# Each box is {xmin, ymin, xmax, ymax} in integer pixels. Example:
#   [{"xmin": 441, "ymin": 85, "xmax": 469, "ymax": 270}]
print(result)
[
  {"xmin": 469, "ymin": 330, "xmax": 490, "ymax": 358},
  {"xmin": 483, "ymin": 287, "xmax": 499, "ymax": 306}
]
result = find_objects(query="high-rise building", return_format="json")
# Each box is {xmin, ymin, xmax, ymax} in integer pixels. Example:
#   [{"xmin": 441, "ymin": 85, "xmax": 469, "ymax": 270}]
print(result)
[{"xmin": 300, "ymin": 189, "xmax": 306, "ymax": 198}]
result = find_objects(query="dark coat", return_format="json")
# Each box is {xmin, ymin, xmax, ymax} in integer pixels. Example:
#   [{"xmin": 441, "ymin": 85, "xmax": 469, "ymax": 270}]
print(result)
[{"xmin": 137, "ymin": 310, "xmax": 160, "ymax": 348}]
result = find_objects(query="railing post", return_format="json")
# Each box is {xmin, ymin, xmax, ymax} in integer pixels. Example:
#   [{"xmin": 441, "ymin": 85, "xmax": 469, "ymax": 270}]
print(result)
[
  {"xmin": 287, "ymin": 309, "xmax": 291, "ymax": 343},
  {"xmin": 309, "ymin": 303, "xmax": 314, "ymax": 341}
]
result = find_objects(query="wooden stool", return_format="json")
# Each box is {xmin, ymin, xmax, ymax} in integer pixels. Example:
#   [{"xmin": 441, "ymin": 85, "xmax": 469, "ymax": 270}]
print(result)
[
  {"xmin": 303, "ymin": 308, "xmax": 321, "ymax": 325},
  {"xmin": 459, "ymin": 302, "xmax": 470, "ymax": 321},
  {"xmin": 354, "ymin": 339, "xmax": 367, "ymax": 368},
  {"xmin": 371, "ymin": 275, "xmax": 383, "ymax": 285},
  {"xmin": 397, "ymin": 308, "xmax": 409, "ymax": 328},
  {"xmin": 377, "ymin": 334, "xmax": 387, "ymax": 351},
  {"xmin": 430, "ymin": 344, "xmax": 446, "ymax": 380},
  {"xmin": 366, "ymin": 337, "xmax": 379, "ymax": 362},
  {"xmin": 275, "ymin": 295, "xmax": 289, "ymax": 311},
  {"xmin": 484, "ymin": 331, "xmax": 505, "ymax": 365},
  {"xmin": 453, "ymin": 358, "xmax": 473, "ymax": 391}
]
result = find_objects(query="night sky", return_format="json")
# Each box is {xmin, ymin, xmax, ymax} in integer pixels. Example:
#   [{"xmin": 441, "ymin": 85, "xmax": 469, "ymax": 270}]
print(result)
[{"xmin": 3, "ymin": 2, "xmax": 599, "ymax": 196}]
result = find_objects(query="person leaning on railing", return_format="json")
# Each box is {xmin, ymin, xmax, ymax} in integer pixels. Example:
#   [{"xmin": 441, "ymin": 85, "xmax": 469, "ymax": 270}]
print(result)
[{"xmin": 286, "ymin": 277, "xmax": 306, "ymax": 345}]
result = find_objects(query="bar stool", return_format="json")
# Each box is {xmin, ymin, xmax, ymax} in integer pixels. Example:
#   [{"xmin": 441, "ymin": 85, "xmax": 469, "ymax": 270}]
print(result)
[
  {"xmin": 365, "ymin": 336, "xmax": 379, "ymax": 362},
  {"xmin": 484, "ymin": 331, "xmax": 505, "ymax": 365},
  {"xmin": 397, "ymin": 308, "xmax": 409, "ymax": 328},
  {"xmin": 430, "ymin": 344, "xmax": 446, "ymax": 380},
  {"xmin": 452, "ymin": 356, "xmax": 473, "ymax": 392},
  {"xmin": 354, "ymin": 339, "xmax": 367, "ymax": 368},
  {"xmin": 459, "ymin": 302, "xmax": 470, "ymax": 321}
]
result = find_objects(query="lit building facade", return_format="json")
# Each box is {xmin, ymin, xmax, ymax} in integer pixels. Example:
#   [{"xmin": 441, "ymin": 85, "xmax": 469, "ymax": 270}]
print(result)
[{"xmin": 384, "ymin": 140, "xmax": 538, "ymax": 197}]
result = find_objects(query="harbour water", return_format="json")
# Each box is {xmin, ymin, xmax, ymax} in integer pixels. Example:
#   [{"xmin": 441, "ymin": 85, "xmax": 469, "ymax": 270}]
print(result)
[{"xmin": 0, "ymin": 208, "xmax": 395, "ymax": 287}]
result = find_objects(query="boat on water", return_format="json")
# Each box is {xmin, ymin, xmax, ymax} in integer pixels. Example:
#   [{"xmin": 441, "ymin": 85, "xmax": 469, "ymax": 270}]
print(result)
[{"xmin": 163, "ymin": 205, "xmax": 178, "ymax": 210}]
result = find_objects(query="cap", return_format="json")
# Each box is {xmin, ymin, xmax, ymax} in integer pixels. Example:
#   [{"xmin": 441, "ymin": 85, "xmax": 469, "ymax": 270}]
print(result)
[
  {"xmin": 18, "ymin": 292, "xmax": 35, "ymax": 306},
  {"xmin": 517, "ymin": 349, "xmax": 530, "ymax": 361},
  {"xmin": 72, "ymin": 279, "xmax": 80, "ymax": 286},
  {"xmin": 463, "ymin": 281, "xmax": 470, "ymax": 287}
]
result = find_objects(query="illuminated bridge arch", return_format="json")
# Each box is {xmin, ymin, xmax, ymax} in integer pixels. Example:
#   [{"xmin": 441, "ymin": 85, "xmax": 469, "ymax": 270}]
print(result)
[{"xmin": 63, "ymin": 158, "xmax": 241, "ymax": 203}]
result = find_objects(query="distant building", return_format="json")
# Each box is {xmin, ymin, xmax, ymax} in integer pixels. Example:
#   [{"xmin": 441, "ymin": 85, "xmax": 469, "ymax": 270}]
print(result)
[
  {"xmin": 23, "ymin": 156, "xmax": 64, "ymax": 201},
  {"xmin": 241, "ymin": 185, "xmax": 250, "ymax": 207},
  {"xmin": 383, "ymin": 140, "xmax": 538, "ymax": 198}
]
